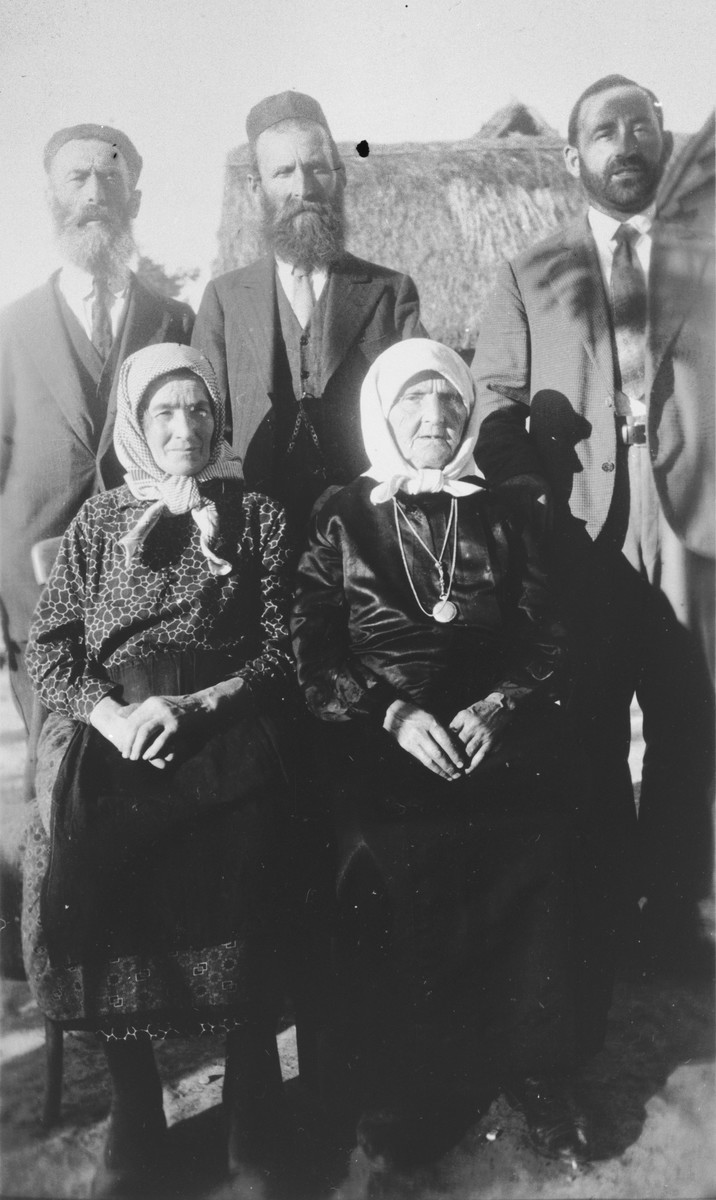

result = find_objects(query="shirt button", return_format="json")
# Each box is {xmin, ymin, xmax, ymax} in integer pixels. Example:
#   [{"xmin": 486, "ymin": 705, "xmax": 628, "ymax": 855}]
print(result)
[
  {"xmin": 601, "ymin": 461, "xmax": 615, "ymax": 472},
  {"xmin": 300, "ymin": 334, "xmax": 309, "ymax": 346},
  {"xmin": 300, "ymin": 369, "xmax": 310, "ymax": 380}
]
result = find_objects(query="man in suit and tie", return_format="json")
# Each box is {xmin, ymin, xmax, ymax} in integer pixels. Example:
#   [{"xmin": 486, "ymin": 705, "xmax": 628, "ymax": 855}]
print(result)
[
  {"xmin": 472, "ymin": 76, "xmax": 714, "ymax": 973},
  {"xmin": 0, "ymin": 124, "xmax": 194, "ymax": 732},
  {"xmin": 192, "ymin": 90, "xmax": 425, "ymax": 537}
]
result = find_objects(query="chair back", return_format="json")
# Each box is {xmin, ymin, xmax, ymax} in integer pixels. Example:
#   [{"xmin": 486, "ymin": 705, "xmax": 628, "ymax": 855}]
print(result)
[{"xmin": 31, "ymin": 537, "xmax": 63, "ymax": 586}]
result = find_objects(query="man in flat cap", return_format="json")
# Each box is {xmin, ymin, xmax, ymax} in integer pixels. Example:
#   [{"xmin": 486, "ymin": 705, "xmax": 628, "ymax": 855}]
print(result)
[
  {"xmin": 0, "ymin": 124, "xmax": 194, "ymax": 732},
  {"xmin": 193, "ymin": 90, "xmax": 426, "ymax": 535}
]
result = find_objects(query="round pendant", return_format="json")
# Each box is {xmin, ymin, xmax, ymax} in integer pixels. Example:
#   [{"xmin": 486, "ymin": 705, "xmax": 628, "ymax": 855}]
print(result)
[{"xmin": 432, "ymin": 598, "xmax": 457, "ymax": 623}]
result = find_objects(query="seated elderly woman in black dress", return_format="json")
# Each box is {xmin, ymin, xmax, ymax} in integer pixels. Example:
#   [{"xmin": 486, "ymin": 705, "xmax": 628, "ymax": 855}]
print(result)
[
  {"xmin": 24, "ymin": 344, "xmax": 295, "ymax": 1195},
  {"xmin": 291, "ymin": 339, "xmax": 599, "ymax": 1171}
]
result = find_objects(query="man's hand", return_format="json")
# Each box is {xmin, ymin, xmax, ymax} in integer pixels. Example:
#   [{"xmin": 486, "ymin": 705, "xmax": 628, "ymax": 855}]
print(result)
[
  {"xmin": 384, "ymin": 699, "xmax": 466, "ymax": 780},
  {"xmin": 450, "ymin": 694, "xmax": 512, "ymax": 773}
]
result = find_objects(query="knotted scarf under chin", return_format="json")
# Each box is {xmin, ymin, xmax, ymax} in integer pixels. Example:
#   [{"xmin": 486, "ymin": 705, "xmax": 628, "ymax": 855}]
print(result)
[
  {"xmin": 368, "ymin": 463, "xmax": 483, "ymax": 504},
  {"xmin": 358, "ymin": 338, "xmax": 485, "ymax": 505},
  {"xmin": 120, "ymin": 468, "xmax": 241, "ymax": 576},
  {"xmin": 113, "ymin": 343, "xmax": 244, "ymax": 574}
]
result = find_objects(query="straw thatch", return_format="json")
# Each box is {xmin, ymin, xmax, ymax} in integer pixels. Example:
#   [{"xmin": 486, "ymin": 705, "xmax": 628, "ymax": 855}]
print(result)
[
  {"xmin": 214, "ymin": 109, "xmax": 705, "ymax": 345},
  {"xmin": 656, "ymin": 113, "xmax": 714, "ymax": 232},
  {"xmin": 214, "ymin": 131, "xmax": 584, "ymax": 346},
  {"xmin": 474, "ymin": 101, "xmax": 559, "ymax": 140}
]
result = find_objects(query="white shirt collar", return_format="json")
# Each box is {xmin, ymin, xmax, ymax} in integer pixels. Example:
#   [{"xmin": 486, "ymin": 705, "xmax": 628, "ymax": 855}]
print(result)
[
  {"xmin": 588, "ymin": 203, "xmax": 655, "ymax": 248},
  {"xmin": 275, "ymin": 256, "xmax": 328, "ymax": 285},
  {"xmin": 59, "ymin": 262, "xmax": 130, "ymax": 302},
  {"xmin": 275, "ymin": 257, "xmax": 329, "ymax": 308}
]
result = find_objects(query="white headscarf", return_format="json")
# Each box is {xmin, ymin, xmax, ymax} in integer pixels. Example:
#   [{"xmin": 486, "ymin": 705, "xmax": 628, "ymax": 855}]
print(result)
[
  {"xmin": 360, "ymin": 339, "xmax": 484, "ymax": 504},
  {"xmin": 114, "ymin": 343, "xmax": 243, "ymax": 575}
]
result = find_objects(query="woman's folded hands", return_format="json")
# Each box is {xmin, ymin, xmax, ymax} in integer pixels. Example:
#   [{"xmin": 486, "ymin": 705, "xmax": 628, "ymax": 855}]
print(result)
[
  {"xmin": 384, "ymin": 693, "xmax": 512, "ymax": 780},
  {"xmin": 89, "ymin": 679, "xmax": 249, "ymax": 768}
]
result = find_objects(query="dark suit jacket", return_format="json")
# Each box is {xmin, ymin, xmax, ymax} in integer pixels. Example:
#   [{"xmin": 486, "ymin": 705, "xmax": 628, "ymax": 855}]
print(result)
[
  {"xmin": 192, "ymin": 252, "xmax": 425, "ymax": 494},
  {"xmin": 472, "ymin": 214, "xmax": 714, "ymax": 559},
  {"xmin": 0, "ymin": 273, "xmax": 194, "ymax": 647}
]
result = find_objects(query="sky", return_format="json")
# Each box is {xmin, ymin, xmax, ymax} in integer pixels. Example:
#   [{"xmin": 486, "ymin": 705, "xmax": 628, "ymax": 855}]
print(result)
[{"xmin": 0, "ymin": 0, "xmax": 713, "ymax": 311}]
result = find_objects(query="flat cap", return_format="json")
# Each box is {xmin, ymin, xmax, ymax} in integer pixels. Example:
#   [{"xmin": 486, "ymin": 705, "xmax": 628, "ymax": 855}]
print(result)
[
  {"xmin": 246, "ymin": 91, "xmax": 330, "ymax": 145},
  {"xmin": 43, "ymin": 124, "xmax": 143, "ymax": 186}
]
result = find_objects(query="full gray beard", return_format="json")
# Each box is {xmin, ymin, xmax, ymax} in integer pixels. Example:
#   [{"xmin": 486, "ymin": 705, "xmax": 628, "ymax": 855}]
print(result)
[
  {"xmin": 55, "ymin": 218, "xmax": 136, "ymax": 283},
  {"xmin": 260, "ymin": 192, "xmax": 346, "ymax": 271}
]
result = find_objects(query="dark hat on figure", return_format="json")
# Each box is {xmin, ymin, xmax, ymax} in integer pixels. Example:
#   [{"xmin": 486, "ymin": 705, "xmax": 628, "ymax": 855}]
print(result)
[
  {"xmin": 43, "ymin": 124, "xmax": 143, "ymax": 186},
  {"xmin": 246, "ymin": 91, "xmax": 330, "ymax": 145}
]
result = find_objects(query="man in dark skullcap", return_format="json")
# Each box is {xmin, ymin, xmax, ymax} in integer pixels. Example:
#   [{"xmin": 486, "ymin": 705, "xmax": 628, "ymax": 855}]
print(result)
[
  {"xmin": 0, "ymin": 124, "xmax": 194, "ymax": 732},
  {"xmin": 193, "ymin": 90, "xmax": 426, "ymax": 538}
]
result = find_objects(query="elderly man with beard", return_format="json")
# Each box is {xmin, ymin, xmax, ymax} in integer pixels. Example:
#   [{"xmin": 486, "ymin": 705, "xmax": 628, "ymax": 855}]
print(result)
[
  {"xmin": 193, "ymin": 91, "xmax": 425, "ymax": 537},
  {"xmin": 0, "ymin": 124, "xmax": 194, "ymax": 733},
  {"xmin": 472, "ymin": 76, "xmax": 715, "ymax": 976}
]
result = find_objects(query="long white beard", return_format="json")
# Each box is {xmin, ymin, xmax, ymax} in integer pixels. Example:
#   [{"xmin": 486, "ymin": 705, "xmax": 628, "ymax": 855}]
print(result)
[{"xmin": 55, "ymin": 215, "xmax": 136, "ymax": 284}]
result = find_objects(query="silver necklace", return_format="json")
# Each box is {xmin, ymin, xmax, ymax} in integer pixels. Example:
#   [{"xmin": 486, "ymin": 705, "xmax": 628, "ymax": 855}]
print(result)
[{"xmin": 393, "ymin": 496, "xmax": 459, "ymax": 623}]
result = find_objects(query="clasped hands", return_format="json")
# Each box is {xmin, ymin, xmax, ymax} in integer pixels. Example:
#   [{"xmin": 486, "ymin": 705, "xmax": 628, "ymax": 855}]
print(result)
[
  {"xmin": 383, "ymin": 695, "xmax": 511, "ymax": 781},
  {"xmin": 90, "ymin": 692, "xmax": 211, "ymax": 769}
]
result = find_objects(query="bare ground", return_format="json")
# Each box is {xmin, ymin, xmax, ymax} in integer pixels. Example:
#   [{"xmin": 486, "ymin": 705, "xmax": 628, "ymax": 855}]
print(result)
[{"xmin": 2, "ymin": 669, "xmax": 714, "ymax": 1200}]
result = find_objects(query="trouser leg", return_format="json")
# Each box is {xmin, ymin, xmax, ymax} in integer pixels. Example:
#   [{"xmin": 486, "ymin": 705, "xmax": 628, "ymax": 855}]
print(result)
[
  {"xmin": 100, "ymin": 1035, "xmax": 166, "ymax": 1166},
  {"xmin": 558, "ymin": 540, "xmax": 640, "ymax": 927},
  {"xmin": 636, "ymin": 581, "xmax": 715, "ymax": 922},
  {"xmin": 223, "ymin": 1016, "xmax": 286, "ymax": 1170}
]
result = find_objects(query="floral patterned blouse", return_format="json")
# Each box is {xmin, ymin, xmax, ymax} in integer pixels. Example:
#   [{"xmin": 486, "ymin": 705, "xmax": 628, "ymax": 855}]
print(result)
[{"xmin": 27, "ymin": 484, "xmax": 294, "ymax": 723}]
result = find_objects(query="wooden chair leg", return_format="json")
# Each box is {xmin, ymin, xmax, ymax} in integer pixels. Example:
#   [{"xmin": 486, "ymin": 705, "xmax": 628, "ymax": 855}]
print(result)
[{"xmin": 42, "ymin": 1018, "xmax": 63, "ymax": 1128}]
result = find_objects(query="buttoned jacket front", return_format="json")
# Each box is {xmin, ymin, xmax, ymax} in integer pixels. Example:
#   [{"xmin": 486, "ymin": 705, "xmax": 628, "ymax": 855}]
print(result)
[
  {"xmin": 472, "ymin": 214, "xmax": 713, "ymax": 558},
  {"xmin": 192, "ymin": 252, "xmax": 425, "ymax": 496}
]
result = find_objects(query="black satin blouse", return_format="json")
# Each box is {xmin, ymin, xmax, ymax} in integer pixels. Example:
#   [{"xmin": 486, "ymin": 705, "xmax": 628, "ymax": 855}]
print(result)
[{"xmin": 291, "ymin": 477, "xmax": 562, "ymax": 725}]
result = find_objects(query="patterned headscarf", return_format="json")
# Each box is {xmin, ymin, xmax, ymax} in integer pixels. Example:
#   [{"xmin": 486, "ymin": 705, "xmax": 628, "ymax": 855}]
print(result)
[
  {"xmin": 360, "ymin": 339, "xmax": 484, "ymax": 504},
  {"xmin": 114, "ymin": 343, "xmax": 242, "ymax": 575}
]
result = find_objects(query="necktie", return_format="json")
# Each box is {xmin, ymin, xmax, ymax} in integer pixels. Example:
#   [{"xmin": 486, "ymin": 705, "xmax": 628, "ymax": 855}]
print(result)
[
  {"xmin": 291, "ymin": 270, "xmax": 315, "ymax": 329},
  {"xmin": 610, "ymin": 224, "xmax": 647, "ymax": 407},
  {"xmin": 91, "ymin": 276, "xmax": 113, "ymax": 361}
]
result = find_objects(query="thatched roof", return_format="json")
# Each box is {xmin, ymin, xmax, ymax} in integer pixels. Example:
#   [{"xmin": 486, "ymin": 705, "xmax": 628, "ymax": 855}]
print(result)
[
  {"xmin": 656, "ymin": 114, "xmax": 714, "ymax": 232},
  {"xmin": 474, "ymin": 101, "xmax": 560, "ymax": 141},
  {"xmin": 215, "ymin": 136, "xmax": 584, "ymax": 345}
]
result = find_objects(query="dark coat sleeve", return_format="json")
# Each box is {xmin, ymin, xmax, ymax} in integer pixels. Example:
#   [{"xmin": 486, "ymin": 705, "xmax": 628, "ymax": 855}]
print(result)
[
  {"xmin": 191, "ymin": 281, "xmax": 229, "ymax": 405},
  {"xmin": 291, "ymin": 508, "xmax": 399, "ymax": 723},
  {"xmin": 472, "ymin": 261, "xmax": 547, "ymax": 485},
  {"xmin": 489, "ymin": 488, "xmax": 564, "ymax": 708},
  {"xmin": 394, "ymin": 273, "xmax": 428, "ymax": 340}
]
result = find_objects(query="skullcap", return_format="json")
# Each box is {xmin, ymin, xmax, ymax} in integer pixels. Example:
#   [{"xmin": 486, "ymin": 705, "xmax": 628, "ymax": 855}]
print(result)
[
  {"xmin": 246, "ymin": 91, "xmax": 330, "ymax": 145},
  {"xmin": 43, "ymin": 124, "xmax": 143, "ymax": 186}
]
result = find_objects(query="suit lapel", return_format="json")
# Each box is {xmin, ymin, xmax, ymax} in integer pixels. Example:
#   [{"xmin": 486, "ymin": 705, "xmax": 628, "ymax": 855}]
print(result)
[
  {"xmin": 236, "ymin": 257, "xmax": 279, "ymax": 397},
  {"xmin": 95, "ymin": 276, "xmax": 175, "ymax": 465},
  {"xmin": 321, "ymin": 255, "xmax": 375, "ymax": 388},
  {"xmin": 545, "ymin": 219, "xmax": 617, "ymax": 402},
  {"xmin": 22, "ymin": 277, "xmax": 97, "ymax": 454}
]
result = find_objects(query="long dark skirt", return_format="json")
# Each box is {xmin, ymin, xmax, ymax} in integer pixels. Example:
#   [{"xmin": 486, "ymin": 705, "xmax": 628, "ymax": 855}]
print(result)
[
  {"xmin": 310, "ymin": 703, "xmax": 606, "ymax": 1120},
  {"xmin": 22, "ymin": 653, "xmax": 293, "ymax": 1039}
]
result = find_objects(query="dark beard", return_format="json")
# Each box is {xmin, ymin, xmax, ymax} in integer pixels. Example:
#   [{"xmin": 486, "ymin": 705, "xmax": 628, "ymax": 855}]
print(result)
[
  {"xmin": 51, "ymin": 196, "xmax": 136, "ymax": 282},
  {"xmin": 260, "ymin": 192, "xmax": 346, "ymax": 271},
  {"xmin": 580, "ymin": 152, "xmax": 663, "ymax": 215}
]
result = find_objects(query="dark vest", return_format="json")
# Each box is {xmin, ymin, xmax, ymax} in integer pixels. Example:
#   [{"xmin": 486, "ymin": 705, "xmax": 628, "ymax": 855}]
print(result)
[
  {"xmin": 271, "ymin": 274, "xmax": 333, "ymax": 524},
  {"xmin": 53, "ymin": 279, "xmax": 126, "ymax": 482}
]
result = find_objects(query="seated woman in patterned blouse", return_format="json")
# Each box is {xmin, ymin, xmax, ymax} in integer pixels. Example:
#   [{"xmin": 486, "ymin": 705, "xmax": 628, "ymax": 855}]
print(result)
[{"xmin": 25, "ymin": 343, "xmax": 296, "ymax": 1195}]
